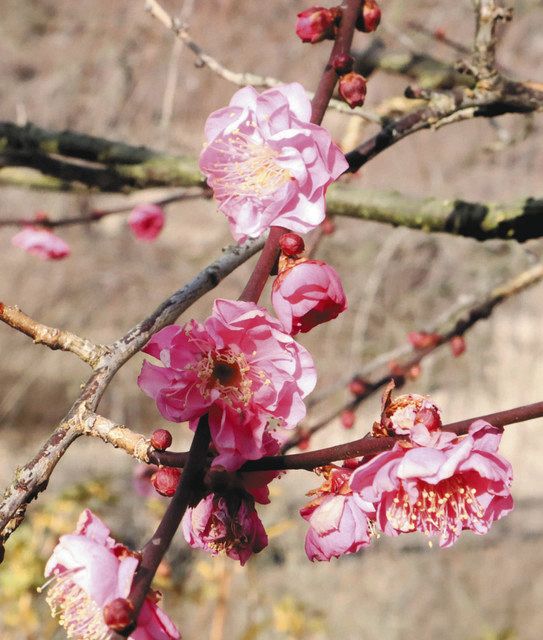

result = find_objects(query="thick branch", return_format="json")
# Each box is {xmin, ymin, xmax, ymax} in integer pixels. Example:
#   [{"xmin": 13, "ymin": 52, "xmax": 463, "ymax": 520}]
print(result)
[{"xmin": 0, "ymin": 303, "xmax": 108, "ymax": 367}]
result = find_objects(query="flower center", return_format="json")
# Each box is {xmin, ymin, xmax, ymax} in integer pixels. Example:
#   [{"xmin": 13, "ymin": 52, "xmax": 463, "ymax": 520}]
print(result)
[
  {"xmin": 39, "ymin": 569, "xmax": 112, "ymax": 640},
  {"xmin": 210, "ymin": 128, "xmax": 292, "ymax": 199},
  {"xmin": 196, "ymin": 350, "xmax": 253, "ymax": 405},
  {"xmin": 386, "ymin": 476, "xmax": 485, "ymax": 539}
]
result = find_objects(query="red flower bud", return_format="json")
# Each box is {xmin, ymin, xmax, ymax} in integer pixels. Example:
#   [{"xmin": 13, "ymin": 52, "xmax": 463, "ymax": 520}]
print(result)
[
  {"xmin": 296, "ymin": 6, "xmax": 337, "ymax": 44},
  {"xmin": 338, "ymin": 72, "xmax": 367, "ymax": 108},
  {"xmin": 348, "ymin": 376, "xmax": 367, "ymax": 397},
  {"xmin": 279, "ymin": 232, "xmax": 305, "ymax": 257},
  {"xmin": 298, "ymin": 432, "xmax": 311, "ymax": 450},
  {"xmin": 341, "ymin": 409, "xmax": 356, "ymax": 429},
  {"xmin": 321, "ymin": 216, "xmax": 336, "ymax": 235},
  {"xmin": 332, "ymin": 53, "xmax": 354, "ymax": 75},
  {"xmin": 103, "ymin": 597, "xmax": 134, "ymax": 631},
  {"xmin": 408, "ymin": 331, "xmax": 441, "ymax": 350},
  {"xmin": 356, "ymin": 0, "xmax": 381, "ymax": 33},
  {"xmin": 450, "ymin": 335, "xmax": 466, "ymax": 357},
  {"xmin": 434, "ymin": 27, "xmax": 446, "ymax": 41},
  {"xmin": 151, "ymin": 467, "xmax": 182, "ymax": 497},
  {"xmin": 407, "ymin": 363, "xmax": 421, "ymax": 380},
  {"xmin": 150, "ymin": 428, "xmax": 173, "ymax": 450}
]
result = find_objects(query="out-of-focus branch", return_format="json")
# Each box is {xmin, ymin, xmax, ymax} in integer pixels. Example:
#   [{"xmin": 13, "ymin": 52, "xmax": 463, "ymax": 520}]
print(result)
[
  {"xmin": 327, "ymin": 187, "xmax": 543, "ymax": 242},
  {"xmin": 0, "ymin": 303, "xmax": 108, "ymax": 367},
  {"xmin": 143, "ymin": 0, "xmax": 381, "ymax": 122},
  {"xmin": 0, "ymin": 235, "xmax": 265, "ymax": 544}
]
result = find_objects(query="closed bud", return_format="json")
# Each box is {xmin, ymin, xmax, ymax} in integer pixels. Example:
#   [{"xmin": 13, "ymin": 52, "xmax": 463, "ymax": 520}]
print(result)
[
  {"xmin": 321, "ymin": 216, "xmax": 336, "ymax": 235},
  {"xmin": 338, "ymin": 72, "xmax": 367, "ymax": 108},
  {"xmin": 279, "ymin": 232, "xmax": 305, "ymax": 257},
  {"xmin": 151, "ymin": 467, "xmax": 182, "ymax": 497},
  {"xmin": 150, "ymin": 428, "xmax": 173, "ymax": 450},
  {"xmin": 296, "ymin": 6, "xmax": 338, "ymax": 44},
  {"xmin": 408, "ymin": 331, "xmax": 441, "ymax": 350},
  {"xmin": 103, "ymin": 597, "xmax": 134, "ymax": 631},
  {"xmin": 332, "ymin": 53, "xmax": 354, "ymax": 75},
  {"xmin": 341, "ymin": 409, "xmax": 356, "ymax": 429},
  {"xmin": 450, "ymin": 335, "xmax": 466, "ymax": 357},
  {"xmin": 348, "ymin": 376, "xmax": 367, "ymax": 397},
  {"xmin": 356, "ymin": 0, "xmax": 381, "ymax": 33}
]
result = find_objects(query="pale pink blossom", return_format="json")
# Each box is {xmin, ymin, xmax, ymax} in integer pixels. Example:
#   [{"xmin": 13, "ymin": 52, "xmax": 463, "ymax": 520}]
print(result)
[
  {"xmin": 11, "ymin": 226, "xmax": 70, "ymax": 260},
  {"xmin": 350, "ymin": 421, "xmax": 513, "ymax": 548},
  {"xmin": 128, "ymin": 204, "xmax": 165, "ymax": 241},
  {"xmin": 300, "ymin": 464, "xmax": 375, "ymax": 561},
  {"xmin": 182, "ymin": 493, "xmax": 268, "ymax": 565},
  {"xmin": 138, "ymin": 299, "xmax": 316, "ymax": 470},
  {"xmin": 272, "ymin": 258, "xmax": 347, "ymax": 334},
  {"xmin": 199, "ymin": 83, "xmax": 348, "ymax": 242},
  {"xmin": 43, "ymin": 509, "xmax": 180, "ymax": 639}
]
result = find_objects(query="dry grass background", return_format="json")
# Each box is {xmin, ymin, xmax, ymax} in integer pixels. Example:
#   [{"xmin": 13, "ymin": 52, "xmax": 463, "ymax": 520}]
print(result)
[{"xmin": 1, "ymin": 0, "xmax": 543, "ymax": 638}]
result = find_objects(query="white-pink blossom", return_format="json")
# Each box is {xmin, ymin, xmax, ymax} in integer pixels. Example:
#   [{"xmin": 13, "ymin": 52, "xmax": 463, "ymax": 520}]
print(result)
[
  {"xmin": 11, "ymin": 226, "xmax": 70, "ymax": 260},
  {"xmin": 199, "ymin": 83, "xmax": 348, "ymax": 242}
]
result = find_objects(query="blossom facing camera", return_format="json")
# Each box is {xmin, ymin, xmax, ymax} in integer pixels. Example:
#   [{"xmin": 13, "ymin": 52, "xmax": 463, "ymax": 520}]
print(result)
[
  {"xmin": 128, "ymin": 203, "xmax": 165, "ymax": 241},
  {"xmin": 11, "ymin": 227, "xmax": 70, "ymax": 260},
  {"xmin": 295, "ymin": 6, "xmax": 338, "ymax": 43},
  {"xmin": 301, "ymin": 465, "xmax": 375, "ymax": 561},
  {"xmin": 138, "ymin": 298, "xmax": 316, "ymax": 470},
  {"xmin": 42, "ymin": 509, "xmax": 180, "ymax": 639},
  {"xmin": 350, "ymin": 421, "xmax": 514, "ymax": 548},
  {"xmin": 199, "ymin": 83, "xmax": 348, "ymax": 242},
  {"xmin": 182, "ymin": 493, "xmax": 268, "ymax": 565},
  {"xmin": 272, "ymin": 259, "xmax": 347, "ymax": 335}
]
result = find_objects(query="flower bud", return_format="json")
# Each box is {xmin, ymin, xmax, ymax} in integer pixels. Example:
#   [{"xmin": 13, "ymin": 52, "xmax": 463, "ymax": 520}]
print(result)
[
  {"xmin": 356, "ymin": 0, "xmax": 381, "ymax": 33},
  {"xmin": 296, "ymin": 6, "xmax": 338, "ymax": 43},
  {"xmin": 341, "ymin": 409, "xmax": 356, "ymax": 429},
  {"xmin": 298, "ymin": 432, "xmax": 311, "ymax": 450},
  {"xmin": 279, "ymin": 232, "xmax": 305, "ymax": 257},
  {"xmin": 332, "ymin": 53, "xmax": 354, "ymax": 75},
  {"xmin": 103, "ymin": 597, "xmax": 134, "ymax": 631},
  {"xmin": 338, "ymin": 72, "xmax": 367, "ymax": 108},
  {"xmin": 408, "ymin": 331, "xmax": 441, "ymax": 350},
  {"xmin": 151, "ymin": 428, "xmax": 173, "ymax": 450},
  {"xmin": 128, "ymin": 203, "xmax": 165, "ymax": 242},
  {"xmin": 348, "ymin": 376, "xmax": 367, "ymax": 397},
  {"xmin": 151, "ymin": 467, "xmax": 182, "ymax": 497},
  {"xmin": 321, "ymin": 216, "xmax": 336, "ymax": 235},
  {"xmin": 450, "ymin": 335, "xmax": 466, "ymax": 357}
]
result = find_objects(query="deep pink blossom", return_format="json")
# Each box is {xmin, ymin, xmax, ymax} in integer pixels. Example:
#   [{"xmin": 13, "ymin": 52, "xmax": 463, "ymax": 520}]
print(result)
[
  {"xmin": 138, "ymin": 299, "xmax": 316, "ymax": 470},
  {"xmin": 11, "ymin": 226, "xmax": 70, "ymax": 260},
  {"xmin": 199, "ymin": 83, "xmax": 348, "ymax": 242},
  {"xmin": 300, "ymin": 465, "xmax": 375, "ymax": 561},
  {"xmin": 350, "ymin": 421, "xmax": 514, "ymax": 548},
  {"xmin": 182, "ymin": 493, "xmax": 268, "ymax": 565},
  {"xmin": 128, "ymin": 204, "xmax": 165, "ymax": 241},
  {"xmin": 43, "ymin": 509, "xmax": 180, "ymax": 639},
  {"xmin": 272, "ymin": 258, "xmax": 347, "ymax": 334}
]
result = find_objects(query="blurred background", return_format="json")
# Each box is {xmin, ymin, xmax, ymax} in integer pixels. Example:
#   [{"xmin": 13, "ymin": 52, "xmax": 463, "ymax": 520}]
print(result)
[{"xmin": 1, "ymin": 0, "xmax": 543, "ymax": 638}]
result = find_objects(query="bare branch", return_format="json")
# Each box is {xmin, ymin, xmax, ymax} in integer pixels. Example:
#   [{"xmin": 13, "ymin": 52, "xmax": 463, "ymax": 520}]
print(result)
[
  {"xmin": 0, "ymin": 303, "xmax": 108, "ymax": 367},
  {"xmin": 143, "ymin": 0, "xmax": 381, "ymax": 123}
]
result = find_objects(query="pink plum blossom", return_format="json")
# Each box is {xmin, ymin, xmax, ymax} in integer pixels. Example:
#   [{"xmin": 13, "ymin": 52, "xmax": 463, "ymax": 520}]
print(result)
[
  {"xmin": 272, "ymin": 258, "xmax": 347, "ymax": 335},
  {"xmin": 128, "ymin": 204, "xmax": 165, "ymax": 241},
  {"xmin": 11, "ymin": 226, "xmax": 70, "ymax": 260},
  {"xmin": 182, "ymin": 493, "xmax": 268, "ymax": 565},
  {"xmin": 199, "ymin": 83, "xmax": 348, "ymax": 242},
  {"xmin": 350, "ymin": 421, "xmax": 513, "ymax": 548},
  {"xmin": 43, "ymin": 509, "xmax": 180, "ymax": 639},
  {"xmin": 138, "ymin": 298, "xmax": 316, "ymax": 470},
  {"xmin": 382, "ymin": 393, "xmax": 442, "ymax": 436},
  {"xmin": 300, "ymin": 464, "xmax": 375, "ymax": 561}
]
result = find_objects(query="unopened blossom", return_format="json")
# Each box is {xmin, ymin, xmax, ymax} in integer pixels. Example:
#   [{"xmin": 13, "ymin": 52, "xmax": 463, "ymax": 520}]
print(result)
[
  {"xmin": 128, "ymin": 204, "xmax": 165, "ymax": 241},
  {"xmin": 11, "ymin": 226, "xmax": 70, "ymax": 260},
  {"xmin": 301, "ymin": 464, "xmax": 375, "ymax": 561},
  {"xmin": 382, "ymin": 393, "xmax": 442, "ymax": 436},
  {"xmin": 271, "ymin": 259, "xmax": 347, "ymax": 335},
  {"xmin": 450, "ymin": 335, "xmax": 466, "ymax": 357},
  {"xmin": 338, "ymin": 72, "xmax": 367, "ymax": 108},
  {"xmin": 138, "ymin": 298, "xmax": 316, "ymax": 470},
  {"xmin": 350, "ymin": 420, "xmax": 514, "ymax": 548},
  {"xmin": 356, "ymin": 0, "xmax": 381, "ymax": 32},
  {"xmin": 295, "ymin": 6, "xmax": 338, "ymax": 43},
  {"xmin": 42, "ymin": 509, "xmax": 180, "ymax": 639},
  {"xmin": 408, "ymin": 331, "xmax": 441, "ymax": 350},
  {"xmin": 199, "ymin": 83, "xmax": 348, "ymax": 242},
  {"xmin": 182, "ymin": 493, "xmax": 268, "ymax": 565}
]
